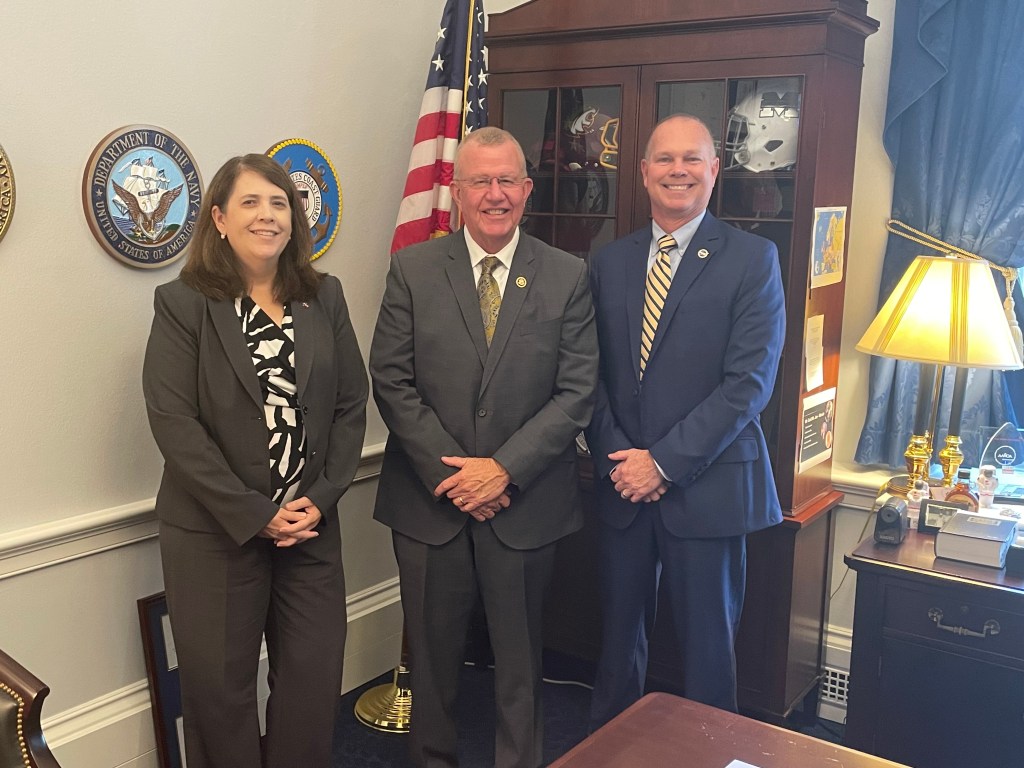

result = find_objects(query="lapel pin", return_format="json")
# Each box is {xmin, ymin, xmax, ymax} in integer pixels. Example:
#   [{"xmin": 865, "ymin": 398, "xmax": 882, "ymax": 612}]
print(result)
[
  {"xmin": 516, "ymin": 276, "xmax": 527, "ymax": 288},
  {"xmin": 697, "ymin": 249, "xmax": 710, "ymax": 260},
  {"xmin": 302, "ymin": 302, "xmax": 310, "ymax": 308}
]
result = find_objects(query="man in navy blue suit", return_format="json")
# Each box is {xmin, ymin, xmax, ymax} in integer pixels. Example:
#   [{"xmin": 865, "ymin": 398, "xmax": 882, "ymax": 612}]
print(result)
[{"xmin": 586, "ymin": 114, "xmax": 786, "ymax": 726}]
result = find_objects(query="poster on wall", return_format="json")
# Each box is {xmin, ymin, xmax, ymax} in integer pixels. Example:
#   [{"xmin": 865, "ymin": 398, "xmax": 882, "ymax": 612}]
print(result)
[
  {"xmin": 82, "ymin": 125, "xmax": 203, "ymax": 269},
  {"xmin": 810, "ymin": 206, "xmax": 846, "ymax": 289},
  {"xmin": 799, "ymin": 386, "xmax": 836, "ymax": 474},
  {"xmin": 266, "ymin": 138, "xmax": 342, "ymax": 261},
  {"xmin": 0, "ymin": 142, "xmax": 15, "ymax": 246}
]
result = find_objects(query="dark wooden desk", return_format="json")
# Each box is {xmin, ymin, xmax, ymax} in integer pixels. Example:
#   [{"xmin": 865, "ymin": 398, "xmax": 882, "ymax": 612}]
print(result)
[
  {"xmin": 845, "ymin": 530, "xmax": 1024, "ymax": 768},
  {"xmin": 550, "ymin": 692, "xmax": 906, "ymax": 767}
]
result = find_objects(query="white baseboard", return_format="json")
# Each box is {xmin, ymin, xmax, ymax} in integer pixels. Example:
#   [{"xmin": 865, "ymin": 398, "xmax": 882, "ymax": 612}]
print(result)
[
  {"xmin": 824, "ymin": 623, "xmax": 853, "ymax": 669},
  {"xmin": 341, "ymin": 580, "xmax": 404, "ymax": 694},
  {"xmin": 46, "ymin": 681, "xmax": 157, "ymax": 768},
  {"xmin": 45, "ymin": 576, "xmax": 402, "ymax": 768}
]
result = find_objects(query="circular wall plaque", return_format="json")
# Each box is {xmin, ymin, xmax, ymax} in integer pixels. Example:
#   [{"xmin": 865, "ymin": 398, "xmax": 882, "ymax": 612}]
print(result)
[
  {"xmin": 0, "ymin": 143, "xmax": 15, "ymax": 245},
  {"xmin": 266, "ymin": 138, "xmax": 342, "ymax": 261},
  {"xmin": 82, "ymin": 125, "xmax": 203, "ymax": 268}
]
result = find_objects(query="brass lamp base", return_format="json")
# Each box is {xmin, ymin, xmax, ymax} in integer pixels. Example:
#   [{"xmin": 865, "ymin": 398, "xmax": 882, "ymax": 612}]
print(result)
[
  {"xmin": 354, "ymin": 664, "xmax": 412, "ymax": 732},
  {"xmin": 887, "ymin": 432, "xmax": 933, "ymax": 497},
  {"xmin": 884, "ymin": 474, "xmax": 914, "ymax": 497},
  {"xmin": 938, "ymin": 434, "xmax": 964, "ymax": 486}
]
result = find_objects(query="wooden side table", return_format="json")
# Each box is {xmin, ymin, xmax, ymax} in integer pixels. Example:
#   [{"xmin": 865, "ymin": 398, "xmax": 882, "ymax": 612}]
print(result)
[{"xmin": 845, "ymin": 530, "xmax": 1024, "ymax": 768}]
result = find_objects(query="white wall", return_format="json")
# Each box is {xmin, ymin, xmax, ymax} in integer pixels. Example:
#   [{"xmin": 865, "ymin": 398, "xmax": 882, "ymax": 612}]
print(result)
[
  {"xmin": 829, "ymin": 0, "xmax": 898, "ymax": 658},
  {"xmin": 0, "ymin": 1, "xmax": 448, "ymax": 764},
  {"xmin": 0, "ymin": 0, "xmax": 896, "ymax": 763},
  {"xmin": 0, "ymin": 0, "xmax": 428, "ymax": 534},
  {"xmin": 835, "ymin": 2, "xmax": 897, "ymax": 468}
]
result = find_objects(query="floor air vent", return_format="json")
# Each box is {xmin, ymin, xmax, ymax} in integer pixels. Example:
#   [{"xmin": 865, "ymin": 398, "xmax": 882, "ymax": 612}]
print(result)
[
  {"xmin": 820, "ymin": 666, "xmax": 849, "ymax": 704},
  {"xmin": 817, "ymin": 666, "xmax": 849, "ymax": 724}
]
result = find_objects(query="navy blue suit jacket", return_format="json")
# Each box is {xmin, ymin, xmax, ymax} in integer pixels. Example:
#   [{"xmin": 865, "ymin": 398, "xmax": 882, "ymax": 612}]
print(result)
[{"xmin": 587, "ymin": 213, "xmax": 785, "ymax": 538}]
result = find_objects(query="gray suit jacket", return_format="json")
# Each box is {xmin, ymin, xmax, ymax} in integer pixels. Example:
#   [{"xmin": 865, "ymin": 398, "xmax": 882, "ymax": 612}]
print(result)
[
  {"xmin": 370, "ymin": 230, "xmax": 598, "ymax": 550},
  {"xmin": 143, "ymin": 276, "xmax": 368, "ymax": 546}
]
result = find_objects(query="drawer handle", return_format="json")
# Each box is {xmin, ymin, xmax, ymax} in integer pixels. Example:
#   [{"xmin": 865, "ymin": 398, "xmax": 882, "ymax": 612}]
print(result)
[{"xmin": 928, "ymin": 608, "xmax": 1000, "ymax": 639}]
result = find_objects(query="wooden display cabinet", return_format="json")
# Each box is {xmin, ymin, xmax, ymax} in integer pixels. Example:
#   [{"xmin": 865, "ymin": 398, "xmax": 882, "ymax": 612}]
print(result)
[{"xmin": 488, "ymin": 0, "xmax": 877, "ymax": 722}]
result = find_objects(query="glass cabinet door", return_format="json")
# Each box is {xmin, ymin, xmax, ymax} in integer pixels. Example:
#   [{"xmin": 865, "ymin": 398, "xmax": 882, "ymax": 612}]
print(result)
[
  {"xmin": 501, "ymin": 84, "xmax": 623, "ymax": 259},
  {"xmin": 653, "ymin": 75, "xmax": 804, "ymax": 467},
  {"xmin": 653, "ymin": 75, "xmax": 803, "ymax": 272},
  {"xmin": 718, "ymin": 76, "xmax": 802, "ymax": 268}
]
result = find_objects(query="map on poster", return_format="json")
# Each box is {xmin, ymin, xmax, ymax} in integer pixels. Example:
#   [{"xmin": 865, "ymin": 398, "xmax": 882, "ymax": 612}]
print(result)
[{"xmin": 810, "ymin": 206, "xmax": 846, "ymax": 289}]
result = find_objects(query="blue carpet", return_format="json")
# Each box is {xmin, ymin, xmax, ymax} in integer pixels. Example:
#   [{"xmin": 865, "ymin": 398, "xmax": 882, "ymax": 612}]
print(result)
[
  {"xmin": 331, "ymin": 661, "xmax": 842, "ymax": 767},
  {"xmin": 332, "ymin": 663, "xmax": 590, "ymax": 767}
]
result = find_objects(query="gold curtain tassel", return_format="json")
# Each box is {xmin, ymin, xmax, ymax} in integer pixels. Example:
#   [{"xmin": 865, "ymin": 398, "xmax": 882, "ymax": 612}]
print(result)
[{"xmin": 1005, "ymin": 295, "xmax": 1024, "ymax": 360}]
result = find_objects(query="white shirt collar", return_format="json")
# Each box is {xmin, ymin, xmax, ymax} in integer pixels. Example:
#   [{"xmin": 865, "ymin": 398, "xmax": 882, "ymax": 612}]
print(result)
[{"xmin": 464, "ymin": 227, "xmax": 520, "ymax": 271}]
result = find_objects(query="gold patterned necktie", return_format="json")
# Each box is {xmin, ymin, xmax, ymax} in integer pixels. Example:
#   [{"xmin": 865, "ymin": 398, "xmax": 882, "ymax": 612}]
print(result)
[
  {"xmin": 640, "ymin": 234, "xmax": 676, "ymax": 380},
  {"xmin": 478, "ymin": 256, "xmax": 502, "ymax": 346}
]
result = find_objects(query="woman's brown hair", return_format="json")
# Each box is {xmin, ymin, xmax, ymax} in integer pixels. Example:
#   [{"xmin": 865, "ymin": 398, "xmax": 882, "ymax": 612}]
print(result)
[{"xmin": 180, "ymin": 153, "xmax": 323, "ymax": 302}]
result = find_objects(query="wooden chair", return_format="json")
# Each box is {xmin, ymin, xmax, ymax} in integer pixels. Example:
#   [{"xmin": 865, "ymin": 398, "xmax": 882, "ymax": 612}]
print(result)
[{"xmin": 0, "ymin": 649, "xmax": 61, "ymax": 768}]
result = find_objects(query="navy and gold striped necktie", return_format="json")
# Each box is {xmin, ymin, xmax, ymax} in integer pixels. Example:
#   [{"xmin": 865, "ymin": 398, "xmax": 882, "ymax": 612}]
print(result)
[{"xmin": 640, "ymin": 234, "xmax": 676, "ymax": 380}]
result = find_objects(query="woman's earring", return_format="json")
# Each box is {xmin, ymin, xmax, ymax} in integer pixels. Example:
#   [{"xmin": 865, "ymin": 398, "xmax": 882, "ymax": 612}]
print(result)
[{"xmin": 220, "ymin": 232, "xmax": 226, "ymax": 240}]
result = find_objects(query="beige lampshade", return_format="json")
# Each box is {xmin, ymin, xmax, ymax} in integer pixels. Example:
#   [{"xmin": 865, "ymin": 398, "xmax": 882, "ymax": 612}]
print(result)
[{"xmin": 856, "ymin": 255, "xmax": 1023, "ymax": 369}]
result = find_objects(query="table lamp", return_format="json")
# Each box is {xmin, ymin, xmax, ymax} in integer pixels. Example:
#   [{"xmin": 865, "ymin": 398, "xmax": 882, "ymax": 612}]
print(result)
[{"xmin": 856, "ymin": 254, "xmax": 1023, "ymax": 494}]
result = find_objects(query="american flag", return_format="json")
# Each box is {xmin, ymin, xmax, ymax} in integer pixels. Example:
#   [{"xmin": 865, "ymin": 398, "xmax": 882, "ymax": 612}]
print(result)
[{"xmin": 390, "ymin": 0, "xmax": 488, "ymax": 254}]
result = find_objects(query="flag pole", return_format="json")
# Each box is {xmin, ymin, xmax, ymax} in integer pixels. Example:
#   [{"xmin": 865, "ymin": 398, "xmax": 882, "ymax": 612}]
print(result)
[
  {"xmin": 460, "ymin": 0, "xmax": 477, "ymax": 139},
  {"xmin": 356, "ymin": 0, "xmax": 486, "ymax": 732},
  {"xmin": 452, "ymin": 0, "xmax": 477, "ymax": 233}
]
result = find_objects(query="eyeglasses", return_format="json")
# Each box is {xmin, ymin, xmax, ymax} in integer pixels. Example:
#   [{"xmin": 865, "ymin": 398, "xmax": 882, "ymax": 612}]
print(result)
[{"xmin": 455, "ymin": 176, "xmax": 528, "ymax": 191}]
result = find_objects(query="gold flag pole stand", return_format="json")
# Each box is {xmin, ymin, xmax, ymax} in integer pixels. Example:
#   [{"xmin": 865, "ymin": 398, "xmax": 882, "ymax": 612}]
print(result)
[
  {"xmin": 354, "ymin": 660, "xmax": 412, "ymax": 732},
  {"xmin": 355, "ymin": 626, "xmax": 412, "ymax": 732}
]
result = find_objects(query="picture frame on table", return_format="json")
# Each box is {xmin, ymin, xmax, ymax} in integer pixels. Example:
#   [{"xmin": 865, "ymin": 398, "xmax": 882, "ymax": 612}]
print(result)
[
  {"xmin": 138, "ymin": 591, "xmax": 185, "ymax": 768},
  {"xmin": 918, "ymin": 498, "xmax": 970, "ymax": 535}
]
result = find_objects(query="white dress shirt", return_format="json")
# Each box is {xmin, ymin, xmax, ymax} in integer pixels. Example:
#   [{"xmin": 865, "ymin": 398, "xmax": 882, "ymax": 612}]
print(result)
[{"xmin": 465, "ymin": 227, "xmax": 520, "ymax": 296}]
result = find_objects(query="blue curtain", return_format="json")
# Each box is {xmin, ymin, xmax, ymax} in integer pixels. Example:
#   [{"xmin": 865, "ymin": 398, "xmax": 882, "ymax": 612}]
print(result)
[{"xmin": 855, "ymin": 0, "xmax": 1024, "ymax": 468}]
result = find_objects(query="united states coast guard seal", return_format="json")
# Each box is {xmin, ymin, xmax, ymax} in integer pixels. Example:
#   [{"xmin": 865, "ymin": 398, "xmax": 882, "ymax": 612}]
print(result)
[
  {"xmin": 267, "ymin": 139, "xmax": 342, "ymax": 260},
  {"xmin": 0, "ymin": 142, "xmax": 14, "ymax": 246},
  {"xmin": 82, "ymin": 125, "xmax": 203, "ymax": 268}
]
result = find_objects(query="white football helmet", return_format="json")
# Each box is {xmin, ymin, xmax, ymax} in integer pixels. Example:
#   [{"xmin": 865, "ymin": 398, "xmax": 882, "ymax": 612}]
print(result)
[{"xmin": 724, "ymin": 79, "xmax": 801, "ymax": 172}]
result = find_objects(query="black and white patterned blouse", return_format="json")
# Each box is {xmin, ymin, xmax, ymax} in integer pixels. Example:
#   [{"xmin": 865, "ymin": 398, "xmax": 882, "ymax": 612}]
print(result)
[{"xmin": 236, "ymin": 296, "xmax": 306, "ymax": 505}]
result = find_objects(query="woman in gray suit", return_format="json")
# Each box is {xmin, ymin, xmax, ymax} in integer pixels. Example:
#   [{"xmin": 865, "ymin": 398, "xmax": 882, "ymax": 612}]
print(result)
[{"xmin": 143, "ymin": 154, "xmax": 368, "ymax": 768}]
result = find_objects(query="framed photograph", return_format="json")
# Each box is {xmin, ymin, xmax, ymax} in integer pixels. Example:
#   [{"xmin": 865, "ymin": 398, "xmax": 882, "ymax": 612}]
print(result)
[
  {"xmin": 138, "ymin": 592, "xmax": 186, "ymax": 768},
  {"xmin": 918, "ymin": 498, "xmax": 970, "ymax": 534}
]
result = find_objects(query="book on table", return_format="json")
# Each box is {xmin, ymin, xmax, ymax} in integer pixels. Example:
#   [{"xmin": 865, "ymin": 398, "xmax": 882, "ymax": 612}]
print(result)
[{"xmin": 935, "ymin": 512, "xmax": 1018, "ymax": 568}]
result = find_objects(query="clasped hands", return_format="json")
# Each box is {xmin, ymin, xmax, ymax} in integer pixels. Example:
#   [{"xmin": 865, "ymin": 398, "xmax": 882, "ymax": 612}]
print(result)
[
  {"xmin": 434, "ymin": 456, "xmax": 511, "ymax": 522},
  {"xmin": 609, "ymin": 448, "xmax": 669, "ymax": 504},
  {"xmin": 259, "ymin": 496, "xmax": 322, "ymax": 547}
]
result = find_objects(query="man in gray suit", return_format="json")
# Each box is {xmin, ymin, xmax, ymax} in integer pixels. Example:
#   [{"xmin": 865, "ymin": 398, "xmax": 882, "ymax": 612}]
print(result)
[{"xmin": 370, "ymin": 127, "xmax": 598, "ymax": 768}]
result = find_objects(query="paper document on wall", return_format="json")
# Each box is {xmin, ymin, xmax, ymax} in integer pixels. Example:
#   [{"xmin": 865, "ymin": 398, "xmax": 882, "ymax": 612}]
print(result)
[{"xmin": 805, "ymin": 314, "xmax": 824, "ymax": 390}]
